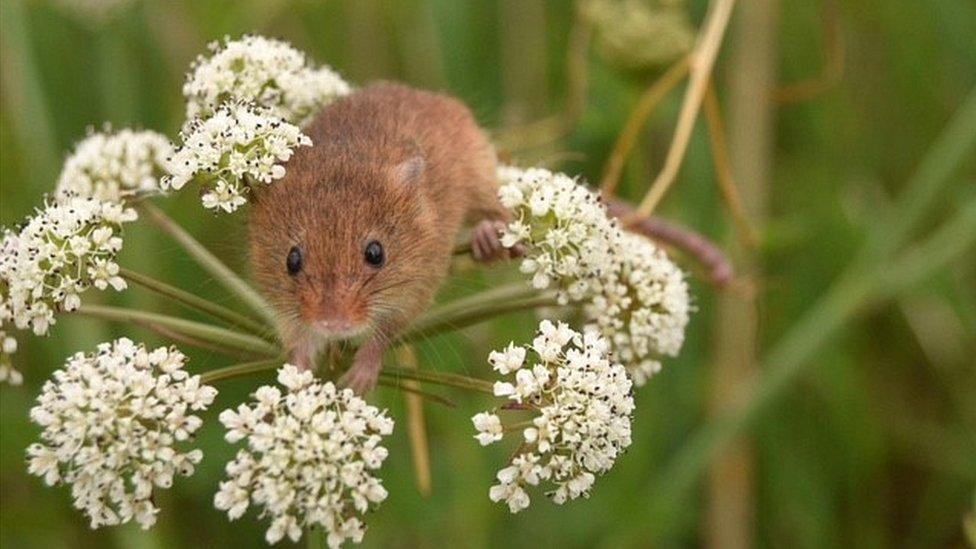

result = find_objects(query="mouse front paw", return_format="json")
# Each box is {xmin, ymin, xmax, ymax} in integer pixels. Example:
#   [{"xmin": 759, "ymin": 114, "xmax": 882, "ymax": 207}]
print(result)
[
  {"xmin": 471, "ymin": 220, "xmax": 522, "ymax": 263},
  {"xmin": 338, "ymin": 340, "xmax": 385, "ymax": 395}
]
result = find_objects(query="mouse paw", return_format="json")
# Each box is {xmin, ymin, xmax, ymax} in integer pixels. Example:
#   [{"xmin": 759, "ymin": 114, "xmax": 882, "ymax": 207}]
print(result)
[
  {"xmin": 471, "ymin": 220, "xmax": 521, "ymax": 263},
  {"xmin": 339, "ymin": 343, "xmax": 384, "ymax": 395}
]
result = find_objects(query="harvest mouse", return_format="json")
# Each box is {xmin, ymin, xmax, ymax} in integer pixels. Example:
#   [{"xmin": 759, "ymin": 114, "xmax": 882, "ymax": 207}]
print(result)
[{"xmin": 249, "ymin": 83, "xmax": 511, "ymax": 394}]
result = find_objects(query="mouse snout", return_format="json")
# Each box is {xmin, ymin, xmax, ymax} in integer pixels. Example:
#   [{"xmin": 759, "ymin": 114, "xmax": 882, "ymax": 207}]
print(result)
[{"xmin": 299, "ymin": 285, "xmax": 369, "ymax": 337}]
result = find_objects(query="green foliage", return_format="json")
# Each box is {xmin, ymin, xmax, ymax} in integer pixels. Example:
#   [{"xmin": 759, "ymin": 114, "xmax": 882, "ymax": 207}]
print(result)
[{"xmin": 1, "ymin": 0, "xmax": 974, "ymax": 547}]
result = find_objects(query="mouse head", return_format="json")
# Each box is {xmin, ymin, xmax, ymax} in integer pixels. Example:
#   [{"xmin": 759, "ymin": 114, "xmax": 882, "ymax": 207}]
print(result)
[{"xmin": 249, "ymin": 149, "xmax": 439, "ymax": 346}]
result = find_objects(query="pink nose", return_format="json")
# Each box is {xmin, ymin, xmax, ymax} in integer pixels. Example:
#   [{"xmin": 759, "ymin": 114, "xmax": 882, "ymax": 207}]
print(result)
[{"xmin": 315, "ymin": 318, "xmax": 356, "ymax": 334}]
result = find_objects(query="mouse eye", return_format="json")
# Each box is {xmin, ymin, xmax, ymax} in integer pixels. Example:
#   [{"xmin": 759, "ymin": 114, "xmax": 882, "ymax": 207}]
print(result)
[
  {"xmin": 286, "ymin": 246, "xmax": 303, "ymax": 275},
  {"xmin": 364, "ymin": 240, "xmax": 385, "ymax": 268}
]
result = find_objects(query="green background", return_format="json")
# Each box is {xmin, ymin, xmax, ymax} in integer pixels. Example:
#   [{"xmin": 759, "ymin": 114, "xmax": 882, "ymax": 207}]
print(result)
[{"xmin": 1, "ymin": 0, "xmax": 974, "ymax": 547}]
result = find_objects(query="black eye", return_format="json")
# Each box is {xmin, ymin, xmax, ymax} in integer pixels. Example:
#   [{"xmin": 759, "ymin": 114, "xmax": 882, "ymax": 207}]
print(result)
[
  {"xmin": 364, "ymin": 240, "xmax": 384, "ymax": 268},
  {"xmin": 286, "ymin": 246, "xmax": 302, "ymax": 275}
]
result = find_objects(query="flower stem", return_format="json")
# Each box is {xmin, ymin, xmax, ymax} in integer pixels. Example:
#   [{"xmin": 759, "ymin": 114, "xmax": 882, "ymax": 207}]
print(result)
[
  {"xmin": 380, "ymin": 366, "xmax": 495, "ymax": 395},
  {"xmin": 138, "ymin": 202, "xmax": 277, "ymax": 327},
  {"xmin": 403, "ymin": 284, "xmax": 559, "ymax": 342},
  {"xmin": 200, "ymin": 357, "xmax": 284, "ymax": 384},
  {"xmin": 75, "ymin": 304, "xmax": 281, "ymax": 357},
  {"xmin": 120, "ymin": 268, "xmax": 272, "ymax": 339},
  {"xmin": 377, "ymin": 377, "xmax": 456, "ymax": 408}
]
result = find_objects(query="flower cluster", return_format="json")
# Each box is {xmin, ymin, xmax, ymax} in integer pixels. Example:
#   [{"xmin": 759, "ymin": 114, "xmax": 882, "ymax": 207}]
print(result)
[
  {"xmin": 474, "ymin": 320, "xmax": 634, "ymax": 512},
  {"xmin": 54, "ymin": 129, "xmax": 174, "ymax": 204},
  {"xmin": 215, "ymin": 365, "xmax": 394, "ymax": 546},
  {"xmin": 184, "ymin": 35, "xmax": 351, "ymax": 127},
  {"xmin": 1, "ymin": 197, "xmax": 134, "ymax": 335},
  {"xmin": 497, "ymin": 166, "xmax": 621, "ymax": 304},
  {"xmin": 163, "ymin": 101, "xmax": 312, "ymax": 213},
  {"xmin": 26, "ymin": 339, "xmax": 216, "ymax": 529},
  {"xmin": 585, "ymin": 233, "xmax": 691, "ymax": 385}
]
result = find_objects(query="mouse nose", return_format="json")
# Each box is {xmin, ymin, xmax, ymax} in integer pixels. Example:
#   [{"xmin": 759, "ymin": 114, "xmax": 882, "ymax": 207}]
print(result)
[{"xmin": 315, "ymin": 318, "xmax": 356, "ymax": 333}]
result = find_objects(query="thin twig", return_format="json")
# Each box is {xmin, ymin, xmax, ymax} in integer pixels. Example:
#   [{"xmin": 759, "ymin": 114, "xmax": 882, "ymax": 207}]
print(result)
[
  {"xmin": 607, "ymin": 198, "xmax": 733, "ymax": 287},
  {"xmin": 139, "ymin": 202, "xmax": 277, "ymax": 327},
  {"xmin": 200, "ymin": 357, "xmax": 284, "ymax": 384},
  {"xmin": 702, "ymin": 80, "xmax": 758, "ymax": 248},
  {"xmin": 121, "ymin": 268, "xmax": 272, "ymax": 338},
  {"xmin": 636, "ymin": 0, "xmax": 738, "ymax": 216},
  {"xmin": 377, "ymin": 377, "xmax": 456, "ymax": 409},
  {"xmin": 395, "ymin": 345, "xmax": 433, "ymax": 496},
  {"xmin": 75, "ymin": 304, "xmax": 281, "ymax": 357},
  {"xmin": 600, "ymin": 56, "xmax": 691, "ymax": 196},
  {"xmin": 131, "ymin": 319, "xmax": 255, "ymax": 360},
  {"xmin": 772, "ymin": 0, "xmax": 844, "ymax": 105}
]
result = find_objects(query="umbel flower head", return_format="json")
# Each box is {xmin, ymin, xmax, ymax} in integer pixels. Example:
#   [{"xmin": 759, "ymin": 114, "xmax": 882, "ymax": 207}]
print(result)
[
  {"xmin": 1, "ymin": 197, "xmax": 134, "ymax": 335},
  {"xmin": 184, "ymin": 34, "xmax": 351, "ymax": 127},
  {"xmin": 0, "ymin": 231, "xmax": 20, "ymax": 385},
  {"xmin": 497, "ymin": 166, "xmax": 621, "ymax": 304},
  {"xmin": 586, "ymin": 232, "xmax": 691, "ymax": 385},
  {"xmin": 54, "ymin": 128, "xmax": 174, "ymax": 204},
  {"xmin": 474, "ymin": 320, "xmax": 634, "ymax": 512},
  {"xmin": 215, "ymin": 365, "xmax": 394, "ymax": 546},
  {"xmin": 163, "ymin": 101, "xmax": 312, "ymax": 213},
  {"xmin": 26, "ymin": 339, "xmax": 217, "ymax": 529}
]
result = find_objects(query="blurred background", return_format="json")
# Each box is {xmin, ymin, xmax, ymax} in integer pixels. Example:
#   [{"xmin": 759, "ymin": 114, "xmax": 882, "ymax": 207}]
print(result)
[{"xmin": 1, "ymin": 0, "xmax": 975, "ymax": 547}]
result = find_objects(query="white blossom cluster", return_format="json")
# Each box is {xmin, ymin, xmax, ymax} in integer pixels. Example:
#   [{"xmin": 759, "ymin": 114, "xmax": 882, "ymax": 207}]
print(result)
[
  {"xmin": 163, "ymin": 101, "xmax": 312, "ymax": 213},
  {"xmin": 26, "ymin": 338, "xmax": 217, "ymax": 529},
  {"xmin": 184, "ymin": 35, "xmax": 351, "ymax": 127},
  {"xmin": 498, "ymin": 165, "xmax": 693, "ymax": 384},
  {"xmin": 0, "ymin": 231, "xmax": 20, "ymax": 384},
  {"xmin": 497, "ymin": 166, "xmax": 622, "ymax": 304},
  {"xmin": 0, "ymin": 197, "xmax": 134, "ymax": 335},
  {"xmin": 55, "ymin": 129, "xmax": 174, "ymax": 204},
  {"xmin": 473, "ymin": 320, "xmax": 634, "ymax": 512},
  {"xmin": 215, "ymin": 365, "xmax": 394, "ymax": 546},
  {"xmin": 585, "ymin": 233, "xmax": 691, "ymax": 385}
]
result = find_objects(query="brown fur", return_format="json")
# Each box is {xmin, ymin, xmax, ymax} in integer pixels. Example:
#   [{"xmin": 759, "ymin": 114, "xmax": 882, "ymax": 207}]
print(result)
[{"xmin": 249, "ymin": 83, "xmax": 504, "ymax": 359}]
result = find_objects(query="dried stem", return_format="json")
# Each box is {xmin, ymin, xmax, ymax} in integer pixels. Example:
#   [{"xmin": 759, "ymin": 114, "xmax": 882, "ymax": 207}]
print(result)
[
  {"xmin": 395, "ymin": 345, "xmax": 433, "ymax": 496},
  {"xmin": 772, "ymin": 0, "xmax": 844, "ymax": 105},
  {"xmin": 600, "ymin": 56, "xmax": 691, "ymax": 196},
  {"xmin": 607, "ymin": 199, "xmax": 733, "ymax": 287},
  {"xmin": 702, "ymin": 80, "xmax": 759, "ymax": 248},
  {"xmin": 637, "ymin": 0, "xmax": 738, "ymax": 216}
]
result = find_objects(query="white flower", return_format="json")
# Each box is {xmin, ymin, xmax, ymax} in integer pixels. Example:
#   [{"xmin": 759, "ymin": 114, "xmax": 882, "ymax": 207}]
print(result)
[
  {"xmin": 215, "ymin": 364, "xmax": 394, "ymax": 547},
  {"xmin": 0, "ymin": 328, "xmax": 20, "ymax": 385},
  {"xmin": 184, "ymin": 35, "xmax": 351, "ymax": 126},
  {"xmin": 162, "ymin": 101, "xmax": 312, "ymax": 213},
  {"xmin": 1, "ymin": 198, "xmax": 134, "ymax": 335},
  {"xmin": 472, "ymin": 412, "xmax": 503, "ymax": 446},
  {"xmin": 474, "ymin": 321, "xmax": 634, "ymax": 512},
  {"xmin": 54, "ymin": 129, "xmax": 174, "ymax": 204},
  {"xmin": 26, "ymin": 339, "xmax": 216, "ymax": 529},
  {"xmin": 585, "ymin": 233, "xmax": 691, "ymax": 385},
  {"xmin": 497, "ymin": 166, "xmax": 621, "ymax": 304}
]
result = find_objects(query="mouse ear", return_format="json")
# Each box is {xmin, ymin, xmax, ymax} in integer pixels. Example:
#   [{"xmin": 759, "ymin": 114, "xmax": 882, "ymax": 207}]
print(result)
[{"xmin": 392, "ymin": 155, "xmax": 425, "ymax": 186}]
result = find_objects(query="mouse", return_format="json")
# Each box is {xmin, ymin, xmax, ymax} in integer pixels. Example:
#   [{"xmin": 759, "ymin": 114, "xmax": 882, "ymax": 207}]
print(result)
[{"xmin": 249, "ymin": 83, "xmax": 511, "ymax": 394}]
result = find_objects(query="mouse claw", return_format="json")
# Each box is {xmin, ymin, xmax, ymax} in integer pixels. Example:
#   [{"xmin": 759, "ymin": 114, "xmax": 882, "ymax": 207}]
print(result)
[{"xmin": 472, "ymin": 219, "xmax": 514, "ymax": 263}]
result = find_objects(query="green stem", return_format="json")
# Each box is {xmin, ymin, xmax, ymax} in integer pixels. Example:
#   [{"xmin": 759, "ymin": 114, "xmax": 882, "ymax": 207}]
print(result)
[
  {"xmin": 380, "ymin": 366, "xmax": 495, "ymax": 394},
  {"xmin": 75, "ymin": 305, "xmax": 280, "ymax": 357},
  {"xmin": 121, "ymin": 268, "xmax": 273, "ymax": 339},
  {"xmin": 377, "ymin": 377, "xmax": 457, "ymax": 408},
  {"xmin": 403, "ymin": 285, "xmax": 559, "ymax": 342},
  {"xmin": 200, "ymin": 357, "xmax": 284, "ymax": 384},
  {"xmin": 139, "ymin": 202, "xmax": 277, "ymax": 327}
]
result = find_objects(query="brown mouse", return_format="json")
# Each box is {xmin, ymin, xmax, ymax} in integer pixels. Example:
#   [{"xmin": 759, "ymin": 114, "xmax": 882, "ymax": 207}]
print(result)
[{"xmin": 249, "ymin": 83, "xmax": 510, "ymax": 393}]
